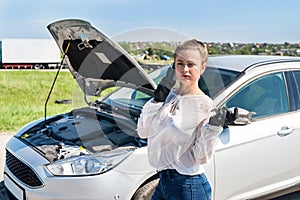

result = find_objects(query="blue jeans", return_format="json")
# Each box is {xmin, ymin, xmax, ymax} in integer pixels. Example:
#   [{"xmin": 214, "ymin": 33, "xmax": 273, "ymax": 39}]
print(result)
[{"xmin": 151, "ymin": 169, "xmax": 211, "ymax": 200}]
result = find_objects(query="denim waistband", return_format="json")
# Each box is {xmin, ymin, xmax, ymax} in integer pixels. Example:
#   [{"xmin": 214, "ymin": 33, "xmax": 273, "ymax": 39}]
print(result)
[
  {"xmin": 159, "ymin": 169, "xmax": 178, "ymax": 175},
  {"xmin": 158, "ymin": 169, "xmax": 204, "ymax": 177}
]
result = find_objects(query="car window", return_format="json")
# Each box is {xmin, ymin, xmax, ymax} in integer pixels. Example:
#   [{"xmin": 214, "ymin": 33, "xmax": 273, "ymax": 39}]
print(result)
[
  {"xmin": 286, "ymin": 70, "xmax": 300, "ymax": 110},
  {"xmin": 199, "ymin": 67, "xmax": 241, "ymax": 98},
  {"xmin": 292, "ymin": 71, "xmax": 300, "ymax": 95},
  {"xmin": 226, "ymin": 72, "xmax": 288, "ymax": 119}
]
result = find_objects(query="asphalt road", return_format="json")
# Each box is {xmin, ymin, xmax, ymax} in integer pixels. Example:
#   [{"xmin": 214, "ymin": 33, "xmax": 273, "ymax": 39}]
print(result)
[{"xmin": 0, "ymin": 132, "xmax": 299, "ymax": 200}]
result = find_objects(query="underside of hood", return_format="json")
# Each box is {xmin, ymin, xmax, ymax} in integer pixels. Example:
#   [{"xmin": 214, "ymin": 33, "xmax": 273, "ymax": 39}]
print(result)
[{"xmin": 47, "ymin": 19, "xmax": 156, "ymax": 96}]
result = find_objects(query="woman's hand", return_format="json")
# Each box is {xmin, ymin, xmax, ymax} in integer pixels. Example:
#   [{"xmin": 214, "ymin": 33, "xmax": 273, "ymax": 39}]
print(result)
[
  {"xmin": 209, "ymin": 107, "xmax": 228, "ymax": 127},
  {"xmin": 154, "ymin": 67, "xmax": 176, "ymax": 102}
]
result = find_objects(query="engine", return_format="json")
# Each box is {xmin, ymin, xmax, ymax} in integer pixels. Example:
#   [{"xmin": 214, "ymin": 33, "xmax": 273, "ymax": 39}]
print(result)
[{"xmin": 19, "ymin": 108, "xmax": 144, "ymax": 162}]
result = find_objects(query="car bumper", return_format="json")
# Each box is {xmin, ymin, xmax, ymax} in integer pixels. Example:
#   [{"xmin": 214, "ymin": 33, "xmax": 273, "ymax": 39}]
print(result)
[
  {"xmin": 4, "ymin": 171, "xmax": 133, "ymax": 200},
  {"xmin": 4, "ymin": 137, "xmax": 153, "ymax": 200}
]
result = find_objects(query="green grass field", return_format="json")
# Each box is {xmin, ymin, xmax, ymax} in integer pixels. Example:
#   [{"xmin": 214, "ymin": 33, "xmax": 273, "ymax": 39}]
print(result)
[{"xmin": 0, "ymin": 70, "xmax": 88, "ymax": 132}]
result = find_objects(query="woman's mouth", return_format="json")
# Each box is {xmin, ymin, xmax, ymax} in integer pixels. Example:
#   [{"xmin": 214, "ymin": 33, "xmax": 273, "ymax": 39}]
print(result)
[{"xmin": 183, "ymin": 74, "xmax": 191, "ymax": 79}]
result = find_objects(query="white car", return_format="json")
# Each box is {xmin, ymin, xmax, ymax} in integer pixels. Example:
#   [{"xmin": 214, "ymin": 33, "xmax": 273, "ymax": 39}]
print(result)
[{"xmin": 4, "ymin": 19, "xmax": 300, "ymax": 200}]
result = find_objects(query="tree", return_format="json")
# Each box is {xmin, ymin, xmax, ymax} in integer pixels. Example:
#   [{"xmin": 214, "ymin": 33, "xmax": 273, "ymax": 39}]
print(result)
[
  {"xmin": 241, "ymin": 49, "xmax": 251, "ymax": 55},
  {"xmin": 208, "ymin": 47, "xmax": 218, "ymax": 55},
  {"xmin": 147, "ymin": 48, "xmax": 154, "ymax": 56}
]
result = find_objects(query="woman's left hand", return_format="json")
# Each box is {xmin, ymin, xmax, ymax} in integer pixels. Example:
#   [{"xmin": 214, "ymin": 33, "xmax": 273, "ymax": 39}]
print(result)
[{"xmin": 208, "ymin": 107, "xmax": 228, "ymax": 127}]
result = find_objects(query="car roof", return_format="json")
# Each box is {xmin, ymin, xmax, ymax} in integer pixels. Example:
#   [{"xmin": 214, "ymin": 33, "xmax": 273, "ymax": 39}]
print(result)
[{"xmin": 207, "ymin": 55, "xmax": 300, "ymax": 72}]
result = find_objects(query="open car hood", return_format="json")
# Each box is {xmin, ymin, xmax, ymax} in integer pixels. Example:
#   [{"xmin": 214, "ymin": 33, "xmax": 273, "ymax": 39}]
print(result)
[{"xmin": 47, "ymin": 19, "xmax": 156, "ymax": 96}]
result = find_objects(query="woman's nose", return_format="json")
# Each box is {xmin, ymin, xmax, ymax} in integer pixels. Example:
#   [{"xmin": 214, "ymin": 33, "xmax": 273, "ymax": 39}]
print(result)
[{"xmin": 183, "ymin": 65, "xmax": 189, "ymax": 71}]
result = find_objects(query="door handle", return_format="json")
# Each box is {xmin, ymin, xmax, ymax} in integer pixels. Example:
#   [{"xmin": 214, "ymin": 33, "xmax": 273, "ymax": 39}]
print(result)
[{"xmin": 277, "ymin": 126, "xmax": 294, "ymax": 137}]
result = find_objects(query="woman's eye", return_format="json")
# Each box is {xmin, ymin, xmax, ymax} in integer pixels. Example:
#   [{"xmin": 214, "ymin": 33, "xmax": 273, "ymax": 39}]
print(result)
[{"xmin": 187, "ymin": 63, "xmax": 195, "ymax": 68}]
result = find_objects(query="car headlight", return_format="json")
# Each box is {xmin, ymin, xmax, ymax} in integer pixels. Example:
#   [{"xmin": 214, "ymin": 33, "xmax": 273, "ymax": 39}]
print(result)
[{"xmin": 46, "ymin": 148, "xmax": 133, "ymax": 176}]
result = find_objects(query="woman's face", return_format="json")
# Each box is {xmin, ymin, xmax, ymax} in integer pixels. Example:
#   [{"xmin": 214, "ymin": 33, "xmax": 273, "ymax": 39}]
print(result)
[{"xmin": 174, "ymin": 49, "xmax": 206, "ymax": 85}]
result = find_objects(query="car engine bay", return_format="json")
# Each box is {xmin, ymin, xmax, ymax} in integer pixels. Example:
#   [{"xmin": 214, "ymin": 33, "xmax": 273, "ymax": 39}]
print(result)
[{"xmin": 18, "ymin": 107, "xmax": 145, "ymax": 162}]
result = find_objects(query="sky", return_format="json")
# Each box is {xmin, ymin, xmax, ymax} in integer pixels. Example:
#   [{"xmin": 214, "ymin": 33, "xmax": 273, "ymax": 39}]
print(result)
[{"xmin": 1, "ymin": 0, "xmax": 300, "ymax": 43}]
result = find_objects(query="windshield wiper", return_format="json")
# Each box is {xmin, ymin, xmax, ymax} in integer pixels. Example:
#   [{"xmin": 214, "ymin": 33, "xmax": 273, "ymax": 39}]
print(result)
[
  {"xmin": 94, "ymin": 100, "xmax": 112, "ymax": 111},
  {"xmin": 94, "ymin": 100, "xmax": 141, "ymax": 118}
]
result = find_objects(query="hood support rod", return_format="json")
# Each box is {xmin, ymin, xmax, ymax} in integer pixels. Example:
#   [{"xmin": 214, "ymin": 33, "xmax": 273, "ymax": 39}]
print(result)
[{"xmin": 44, "ymin": 41, "xmax": 71, "ymax": 121}]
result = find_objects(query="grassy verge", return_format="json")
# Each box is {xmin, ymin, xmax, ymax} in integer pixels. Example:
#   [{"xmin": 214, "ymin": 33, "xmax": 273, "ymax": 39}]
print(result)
[{"xmin": 0, "ymin": 70, "xmax": 86, "ymax": 132}]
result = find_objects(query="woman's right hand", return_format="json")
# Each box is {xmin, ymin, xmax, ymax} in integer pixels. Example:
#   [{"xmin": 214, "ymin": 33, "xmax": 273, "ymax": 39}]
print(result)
[{"xmin": 154, "ymin": 67, "xmax": 176, "ymax": 102}]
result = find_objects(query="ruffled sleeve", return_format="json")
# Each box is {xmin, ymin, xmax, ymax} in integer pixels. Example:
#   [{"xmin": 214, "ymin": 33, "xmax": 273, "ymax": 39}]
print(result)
[
  {"xmin": 192, "ymin": 123, "xmax": 222, "ymax": 165},
  {"xmin": 137, "ymin": 99, "xmax": 163, "ymax": 139}
]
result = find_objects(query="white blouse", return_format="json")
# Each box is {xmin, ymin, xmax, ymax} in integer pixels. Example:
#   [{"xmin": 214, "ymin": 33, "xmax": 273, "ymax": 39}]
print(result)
[{"xmin": 137, "ymin": 90, "xmax": 222, "ymax": 175}]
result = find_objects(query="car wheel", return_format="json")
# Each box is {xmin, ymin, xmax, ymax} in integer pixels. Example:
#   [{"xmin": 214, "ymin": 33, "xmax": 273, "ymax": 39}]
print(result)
[{"xmin": 131, "ymin": 178, "xmax": 159, "ymax": 200}]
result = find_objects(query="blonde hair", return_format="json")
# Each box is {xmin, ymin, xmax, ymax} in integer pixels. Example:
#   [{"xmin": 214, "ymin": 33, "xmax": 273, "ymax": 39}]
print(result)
[{"xmin": 174, "ymin": 39, "xmax": 208, "ymax": 66}]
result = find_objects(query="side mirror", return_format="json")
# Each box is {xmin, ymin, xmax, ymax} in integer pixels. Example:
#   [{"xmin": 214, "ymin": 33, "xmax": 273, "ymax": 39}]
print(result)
[{"xmin": 227, "ymin": 107, "xmax": 256, "ymax": 126}]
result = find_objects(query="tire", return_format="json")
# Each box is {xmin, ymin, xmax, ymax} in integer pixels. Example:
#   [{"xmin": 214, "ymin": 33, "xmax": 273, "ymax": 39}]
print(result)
[
  {"xmin": 34, "ymin": 64, "xmax": 42, "ymax": 69},
  {"xmin": 34, "ymin": 64, "xmax": 45, "ymax": 69},
  {"xmin": 131, "ymin": 178, "xmax": 159, "ymax": 200}
]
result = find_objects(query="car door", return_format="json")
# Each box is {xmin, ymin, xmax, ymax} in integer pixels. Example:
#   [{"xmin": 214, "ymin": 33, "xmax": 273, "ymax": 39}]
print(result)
[{"xmin": 213, "ymin": 71, "xmax": 300, "ymax": 199}]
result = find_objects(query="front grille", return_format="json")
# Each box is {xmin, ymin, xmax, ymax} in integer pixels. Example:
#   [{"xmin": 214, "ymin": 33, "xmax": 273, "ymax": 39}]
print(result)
[{"xmin": 6, "ymin": 150, "xmax": 43, "ymax": 187}]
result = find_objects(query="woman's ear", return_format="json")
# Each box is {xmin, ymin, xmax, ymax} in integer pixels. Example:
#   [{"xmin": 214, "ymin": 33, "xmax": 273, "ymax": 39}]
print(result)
[{"xmin": 200, "ymin": 64, "xmax": 206, "ymax": 75}]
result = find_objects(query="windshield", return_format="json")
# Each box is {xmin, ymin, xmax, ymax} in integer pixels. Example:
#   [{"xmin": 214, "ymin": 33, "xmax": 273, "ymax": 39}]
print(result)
[
  {"xmin": 101, "ymin": 66, "xmax": 168, "ymax": 111},
  {"xmin": 101, "ymin": 65, "xmax": 241, "ymax": 111}
]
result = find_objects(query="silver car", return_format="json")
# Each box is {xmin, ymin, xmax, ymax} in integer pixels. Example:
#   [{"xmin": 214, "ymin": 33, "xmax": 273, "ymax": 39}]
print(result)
[{"xmin": 4, "ymin": 19, "xmax": 300, "ymax": 200}]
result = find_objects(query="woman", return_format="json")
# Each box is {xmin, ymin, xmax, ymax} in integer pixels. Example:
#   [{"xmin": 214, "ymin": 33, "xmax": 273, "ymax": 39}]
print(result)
[{"xmin": 137, "ymin": 39, "xmax": 226, "ymax": 200}]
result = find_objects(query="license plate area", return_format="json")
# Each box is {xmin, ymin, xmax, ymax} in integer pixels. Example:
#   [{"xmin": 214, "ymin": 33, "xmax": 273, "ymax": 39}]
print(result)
[{"xmin": 4, "ymin": 174, "xmax": 25, "ymax": 200}]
